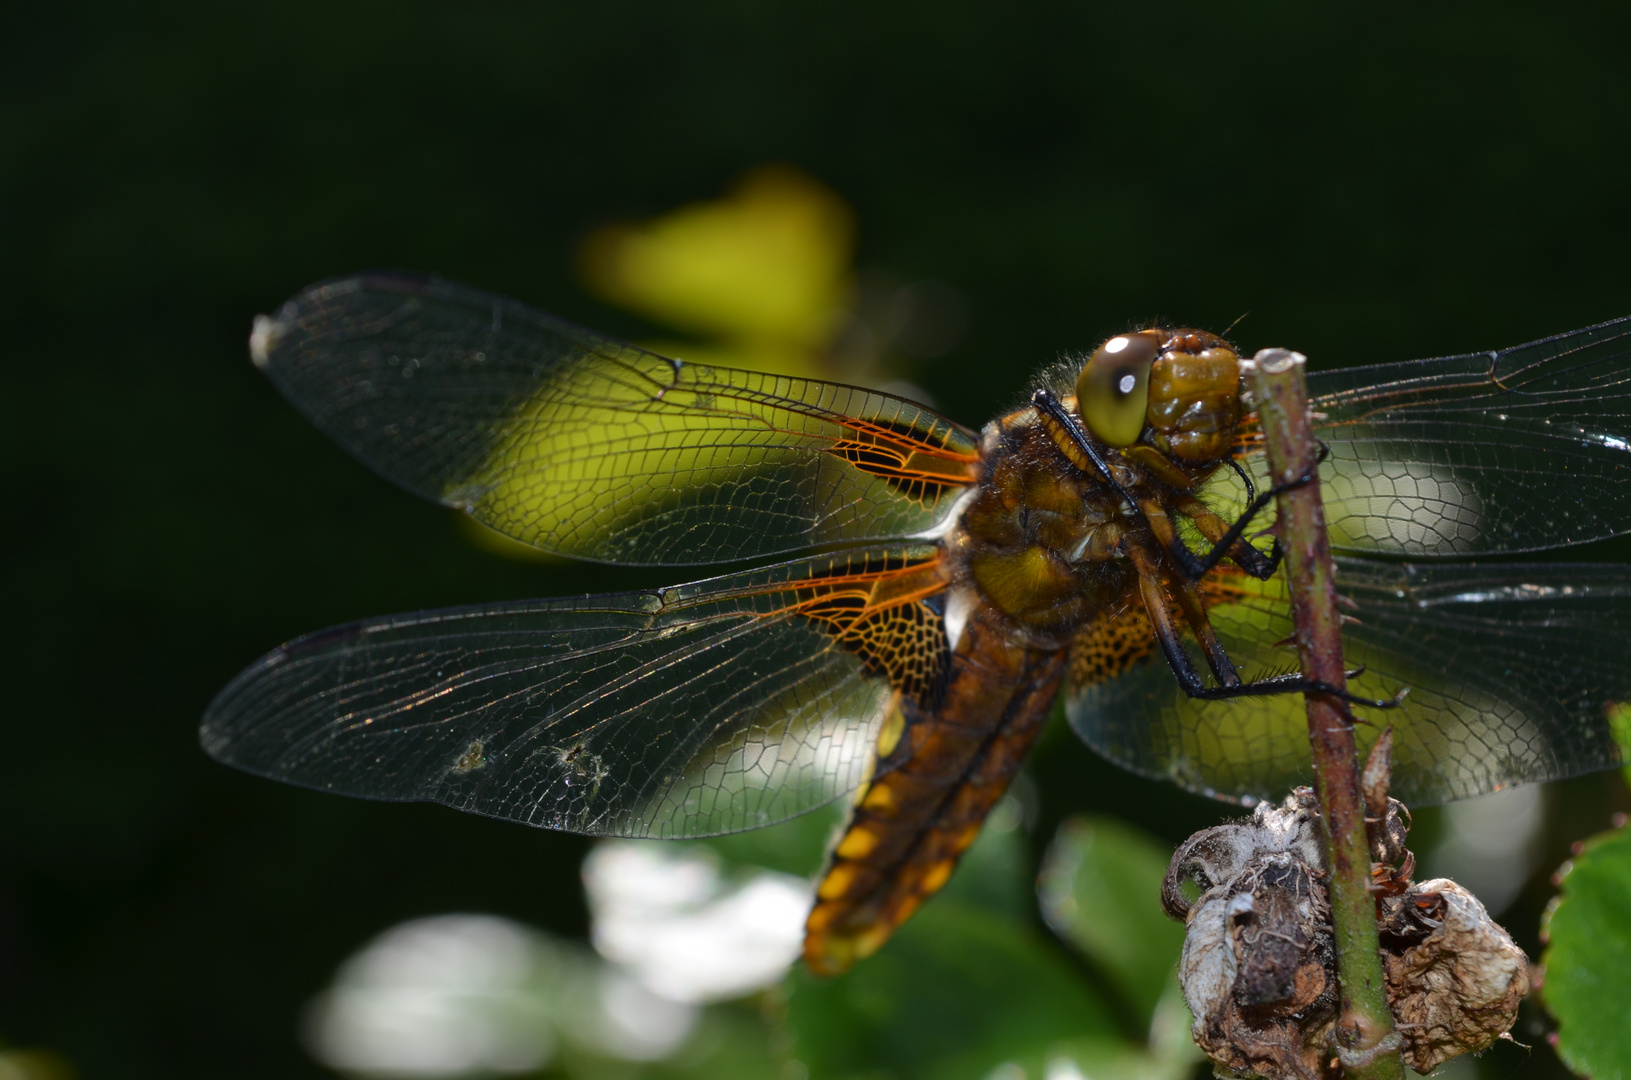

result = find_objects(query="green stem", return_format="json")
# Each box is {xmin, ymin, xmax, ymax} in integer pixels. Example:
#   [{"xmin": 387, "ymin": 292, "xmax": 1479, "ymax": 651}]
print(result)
[{"xmin": 1244, "ymin": 349, "xmax": 1402, "ymax": 1080}]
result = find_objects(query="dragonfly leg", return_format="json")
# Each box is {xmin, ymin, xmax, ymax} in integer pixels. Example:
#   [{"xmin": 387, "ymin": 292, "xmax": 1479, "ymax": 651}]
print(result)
[
  {"xmin": 1185, "ymin": 670, "xmax": 1406, "ymax": 710},
  {"xmin": 1130, "ymin": 544, "xmax": 1242, "ymax": 690},
  {"xmin": 1167, "ymin": 441, "xmax": 1332, "ymax": 582},
  {"xmin": 1132, "ymin": 541, "xmax": 1404, "ymax": 710},
  {"xmin": 1169, "ymin": 565, "xmax": 1246, "ymax": 687},
  {"xmin": 1226, "ymin": 455, "xmax": 1258, "ymax": 503},
  {"xmin": 1031, "ymin": 388, "xmax": 1144, "ymax": 512},
  {"xmin": 1177, "ymin": 496, "xmax": 1281, "ymax": 580}
]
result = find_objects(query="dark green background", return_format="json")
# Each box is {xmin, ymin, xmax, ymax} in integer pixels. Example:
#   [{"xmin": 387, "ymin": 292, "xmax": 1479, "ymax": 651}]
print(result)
[{"xmin": 5, "ymin": 4, "xmax": 1630, "ymax": 1077}]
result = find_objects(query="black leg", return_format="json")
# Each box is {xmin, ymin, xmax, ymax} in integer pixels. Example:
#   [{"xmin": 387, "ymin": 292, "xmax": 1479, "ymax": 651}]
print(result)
[
  {"xmin": 1133, "ymin": 545, "xmax": 1242, "ymax": 688},
  {"xmin": 1169, "ymin": 441, "xmax": 1331, "ymax": 582},
  {"xmin": 1182, "ymin": 670, "xmax": 1406, "ymax": 710},
  {"xmin": 1031, "ymin": 388, "xmax": 1143, "ymax": 515},
  {"xmin": 1137, "ymin": 562, "xmax": 1241, "ymax": 691},
  {"xmin": 1226, "ymin": 456, "xmax": 1258, "ymax": 503},
  {"xmin": 1137, "ymin": 553, "xmax": 1405, "ymax": 711}
]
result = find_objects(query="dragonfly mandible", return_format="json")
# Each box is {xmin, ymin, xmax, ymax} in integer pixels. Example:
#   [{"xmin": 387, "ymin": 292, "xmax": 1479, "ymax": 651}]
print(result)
[{"xmin": 203, "ymin": 274, "xmax": 1631, "ymax": 974}]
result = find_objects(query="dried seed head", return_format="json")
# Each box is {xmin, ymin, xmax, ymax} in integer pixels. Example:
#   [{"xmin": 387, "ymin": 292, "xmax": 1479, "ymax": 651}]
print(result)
[
  {"xmin": 1162, "ymin": 787, "xmax": 1325, "ymax": 921},
  {"xmin": 1169, "ymin": 790, "xmax": 1339, "ymax": 1080},
  {"xmin": 1167, "ymin": 789, "xmax": 1527, "ymax": 1078},
  {"xmin": 1380, "ymin": 878, "xmax": 1530, "ymax": 1072}
]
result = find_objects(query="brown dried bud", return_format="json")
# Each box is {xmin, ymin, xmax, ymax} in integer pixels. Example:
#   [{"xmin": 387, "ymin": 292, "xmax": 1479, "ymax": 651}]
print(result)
[
  {"xmin": 1362, "ymin": 731, "xmax": 1412, "ymax": 867},
  {"xmin": 1167, "ymin": 790, "xmax": 1528, "ymax": 1078},
  {"xmin": 1379, "ymin": 878, "xmax": 1530, "ymax": 1072}
]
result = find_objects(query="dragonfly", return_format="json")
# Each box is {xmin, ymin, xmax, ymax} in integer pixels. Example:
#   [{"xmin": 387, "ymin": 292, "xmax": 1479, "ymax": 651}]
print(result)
[{"xmin": 203, "ymin": 273, "xmax": 1631, "ymax": 975}]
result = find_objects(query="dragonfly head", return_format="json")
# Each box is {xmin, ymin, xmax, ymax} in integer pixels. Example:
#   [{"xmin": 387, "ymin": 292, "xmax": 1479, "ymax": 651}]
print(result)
[
  {"xmin": 1143, "ymin": 328, "xmax": 1243, "ymax": 463},
  {"xmin": 1075, "ymin": 327, "xmax": 1244, "ymax": 464},
  {"xmin": 1075, "ymin": 329, "xmax": 1161, "ymax": 448}
]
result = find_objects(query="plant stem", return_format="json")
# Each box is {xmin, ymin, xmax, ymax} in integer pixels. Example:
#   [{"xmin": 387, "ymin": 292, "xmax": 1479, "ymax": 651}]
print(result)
[{"xmin": 1244, "ymin": 349, "xmax": 1403, "ymax": 1080}]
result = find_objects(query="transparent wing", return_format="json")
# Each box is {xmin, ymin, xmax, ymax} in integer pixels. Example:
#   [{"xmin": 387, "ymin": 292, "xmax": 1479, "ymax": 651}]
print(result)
[
  {"xmin": 250, "ymin": 273, "xmax": 979, "ymax": 565},
  {"xmin": 201, "ymin": 545, "xmax": 949, "ymax": 838},
  {"xmin": 1205, "ymin": 316, "xmax": 1631, "ymax": 556},
  {"xmin": 1065, "ymin": 559, "xmax": 1631, "ymax": 806}
]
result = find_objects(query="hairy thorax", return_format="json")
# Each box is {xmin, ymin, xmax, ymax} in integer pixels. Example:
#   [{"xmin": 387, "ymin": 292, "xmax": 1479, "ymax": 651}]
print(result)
[{"xmin": 945, "ymin": 404, "xmax": 1143, "ymax": 639}]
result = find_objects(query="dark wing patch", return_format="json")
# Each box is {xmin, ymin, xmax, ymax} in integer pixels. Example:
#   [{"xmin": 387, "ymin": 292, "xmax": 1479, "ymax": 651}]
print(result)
[{"xmin": 1067, "ymin": 601, "xmax": 1158, "ymax": 689}]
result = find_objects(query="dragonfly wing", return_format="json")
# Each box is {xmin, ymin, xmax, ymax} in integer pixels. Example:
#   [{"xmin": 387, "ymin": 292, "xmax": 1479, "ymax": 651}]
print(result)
[
  {"xmin": 1214, "ymin": 317, "xmax": 1631, "ymax": 557},
  {"xmin": 250, "ymin": 274, "xmax": 979, "ymax": 565},
  {"xmin": 201, "ymin": 545, "xmax": 950, "ymax": 838},
  {"xmin": 1064, "ymin": 558, "xmax": 1631, "ymax": 806}
]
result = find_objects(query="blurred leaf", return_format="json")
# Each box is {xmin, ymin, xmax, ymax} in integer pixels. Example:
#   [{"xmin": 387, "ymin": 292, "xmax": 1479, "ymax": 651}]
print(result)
[
  {"xmin": 580, "ymin": 166, "xmax": 853, "ymax": 355},
  {"xmin": 1609, "ymin": 701, "xmax": 1631, "ymax": 786},
  {"xmin": 455, "ymin": 513, "xmax": 569, "ymax": 563},
  {"xmin": 701, "ymin": 800, "xmax": 847, "ymax": 879},
  {"xmin": 562, "ymin": 1002, "xmax": 782, "ymax": 1080},
  {"xmin": 1540, "ymin": 819, "xmax": 1631, "ymax": 1080},
  {"xmin": 1013, "ymin": 1035, "xmax": 1196, "ymax": 1080},
  {"xmin": 785, "ymin": 901, "xmax": 1119, "ymax": 1080},
  {"xmin": 934, "ymin": 795, "xmax": 1032, "ymax": 922},
  {"xmin": 0, "ymin": 1049, "xmax": 77, "ymax": 1080},
  {"xmin": 1145, "ymin": 981, "xmax": 1203, "ymax": 1069},
  {"xmin": 1036, "ymin": 816, "xmax": 1186, "ymax": 1028}
]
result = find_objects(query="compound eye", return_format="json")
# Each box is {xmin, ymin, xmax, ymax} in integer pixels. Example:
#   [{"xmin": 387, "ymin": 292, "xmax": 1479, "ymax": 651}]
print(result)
[{"xmin": 1076, "ymin": 333, "xmax": 1157, "ymax": 447}]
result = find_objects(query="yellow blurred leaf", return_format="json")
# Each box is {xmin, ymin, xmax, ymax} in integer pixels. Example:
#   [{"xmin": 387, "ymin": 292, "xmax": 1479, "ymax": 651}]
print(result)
[
  {"xmin": 580, "ymin": 166, "xmax": 853, "ymax": 350},
  {"xmin": 0, "ymin": 1050, "xmax": 76, "ymax": 1080}
]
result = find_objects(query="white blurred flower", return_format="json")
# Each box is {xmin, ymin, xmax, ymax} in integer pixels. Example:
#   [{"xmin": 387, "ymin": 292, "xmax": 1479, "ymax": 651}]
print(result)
[
  {"xmin": 304, "ymin": 915, "xmax": 557, "ymax": 1077},
  {"xmin": 303, "ymin": 912, "xmax": 703, "ymax": 1077},
  {"xmin": 588, "ymin": 965, "xmax": 700, "ymax": 1061},
  {"xmin": 1424, "ymin": 784, "xmax": 1545, "ymax": 916},
  {"xmin": 1045, "ymin": 1059, "xmax": 1088, "ymax": 1080},
  {"xmin": 584, "ymin": 840, "xmax": 812, "ymax": 1003}
]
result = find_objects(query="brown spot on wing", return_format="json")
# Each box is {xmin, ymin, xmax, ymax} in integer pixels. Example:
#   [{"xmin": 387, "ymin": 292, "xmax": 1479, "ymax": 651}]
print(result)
[
  {"xmin": 1068, "ymin": 602, "xmax": 1158, "ymax": 692},
  {"xmin": 786, "ymin": 554, "xmax": 951, "ymax": 704},
  {"xmin": 1066, "ymin": 566, "xmax": 1255, "ymax": 695}
]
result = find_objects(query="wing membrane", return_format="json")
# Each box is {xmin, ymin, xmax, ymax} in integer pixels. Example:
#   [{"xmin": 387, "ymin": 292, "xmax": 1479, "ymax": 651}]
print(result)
[
  {"xmin": 250, "ymin": 274, "xmax": 979, "ymax": 565},
  {"xmin": 1065, "ymin": 559, "xmax": 1630, "ymax": 806},
  {"xmin": 201, "ymin": 545, "xmax": 948, "ymax": 838},
  {"xmin": 1210, "ymin": 317, "xmax": 1631, "ymax": 557}
]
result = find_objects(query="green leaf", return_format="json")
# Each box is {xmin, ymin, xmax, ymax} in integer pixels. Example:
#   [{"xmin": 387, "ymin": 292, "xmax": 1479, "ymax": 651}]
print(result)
[
  {"xmin": 785, "ymin": 901, "xmax": 1121, "ymax": 1080},
  {"xmin": 1541, "ymin": 819, "xmax": 1631, "ymax": 1080},
  {"xmin": 1609, "ymin": 701, "xmax": 1631, "ymax": 786},
  {"xmin": 701, "ymin": 800, "xmax": 847, "ymax": 878},
  {"xmin": 1010, "ymin": 1035, "xmax": 1197, "ymax": 1080},
  {"xmin": 1036, "ymin": 816, "xmax": 1187, "ymax": 1027},
  {"xmin": 932, "ymin": 796, "xmax": 1033, "ymax": 922},
  {"xmin": 621, "ymin": 1003, "xmax": 785, "ymax": 1080}
]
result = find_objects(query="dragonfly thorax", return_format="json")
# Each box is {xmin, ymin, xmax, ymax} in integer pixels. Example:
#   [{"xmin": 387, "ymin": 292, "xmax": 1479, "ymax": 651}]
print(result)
[
  {"xmin": 951, "ymin": 328, "xmax": 1248, "ymax": 636},
  {"xmin": 951, "ymin": 413, "xmax": 1142, "ymax": 634}
]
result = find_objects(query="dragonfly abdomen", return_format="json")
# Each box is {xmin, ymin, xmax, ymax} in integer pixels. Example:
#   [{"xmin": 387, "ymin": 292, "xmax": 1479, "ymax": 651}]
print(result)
[{"xmin": 803, "ymin": 603, "xmax": 1065, "ymax": 976}]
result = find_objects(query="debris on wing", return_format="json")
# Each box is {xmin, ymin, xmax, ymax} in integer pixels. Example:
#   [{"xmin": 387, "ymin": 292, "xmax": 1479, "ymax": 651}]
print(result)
[
  {"xmin": 1165, "ymin": 787, "xmax": 1528, "ymax": 1079},
  {"xmin": 249, "ymin": 313, "xmax": 284, "ymax": 368}
]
